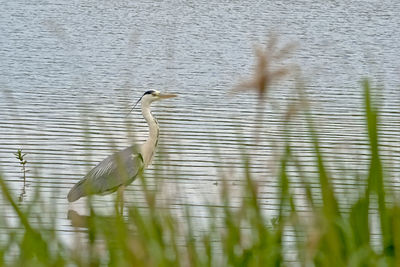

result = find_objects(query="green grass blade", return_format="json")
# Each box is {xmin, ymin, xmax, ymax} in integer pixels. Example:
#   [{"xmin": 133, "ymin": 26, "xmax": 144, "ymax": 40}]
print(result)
[{"xmin": 363, "ymin": 80, "xmax": 390, "ymax": 253}]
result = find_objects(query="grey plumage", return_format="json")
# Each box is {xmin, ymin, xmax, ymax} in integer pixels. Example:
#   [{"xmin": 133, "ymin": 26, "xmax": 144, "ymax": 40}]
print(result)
[{"xmin": 67, "ymin": 146, "xmax": 143, "ymax": 202}]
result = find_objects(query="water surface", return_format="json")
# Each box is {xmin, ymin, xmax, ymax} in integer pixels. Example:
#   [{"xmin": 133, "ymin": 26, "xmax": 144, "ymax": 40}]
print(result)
[{"xmin": 1, "ymin": 0, "xmax": 399, "ymax": 249}]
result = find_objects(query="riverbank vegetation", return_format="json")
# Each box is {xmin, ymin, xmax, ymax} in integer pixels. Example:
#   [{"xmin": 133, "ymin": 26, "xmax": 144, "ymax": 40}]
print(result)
[{"xmin": 0, "ymin": 36, "xmax": 398, "ymax": 265}]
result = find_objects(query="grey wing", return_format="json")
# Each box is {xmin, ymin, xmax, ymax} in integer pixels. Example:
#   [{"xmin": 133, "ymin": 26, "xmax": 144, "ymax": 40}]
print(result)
[{"xmin": 67, "ymin": 145, "xmax": 143, "ymax": 202}]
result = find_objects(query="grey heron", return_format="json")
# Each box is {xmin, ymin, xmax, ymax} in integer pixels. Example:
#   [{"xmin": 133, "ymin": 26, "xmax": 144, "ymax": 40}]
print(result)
[{"xmin": 67, "ymin": 90, "xmax": 177, "ymax": 204}]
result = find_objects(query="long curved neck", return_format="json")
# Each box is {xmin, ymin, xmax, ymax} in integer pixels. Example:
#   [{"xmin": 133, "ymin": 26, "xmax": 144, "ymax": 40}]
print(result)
[{"xmin": 141, "ymin": 103, "xmax": 159, "ymax": 167}]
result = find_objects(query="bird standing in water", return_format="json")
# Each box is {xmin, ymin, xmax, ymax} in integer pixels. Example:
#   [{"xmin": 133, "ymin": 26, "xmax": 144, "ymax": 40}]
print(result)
[{"xmin": 67, "ymin": 90, "xmax": 177, "ymax": 211}]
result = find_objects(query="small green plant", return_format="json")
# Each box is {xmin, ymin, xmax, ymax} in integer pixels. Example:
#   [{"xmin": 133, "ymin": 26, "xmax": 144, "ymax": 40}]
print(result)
[{"xmin": 14, "ymin": 149, "xmax": 28, "ymax": 184}]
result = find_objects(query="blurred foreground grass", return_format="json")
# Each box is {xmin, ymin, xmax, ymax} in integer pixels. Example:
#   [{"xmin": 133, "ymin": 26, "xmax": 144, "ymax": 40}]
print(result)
[{"xmin": 0, "ymin": 80, "xmax": 399, "ymax": 266}]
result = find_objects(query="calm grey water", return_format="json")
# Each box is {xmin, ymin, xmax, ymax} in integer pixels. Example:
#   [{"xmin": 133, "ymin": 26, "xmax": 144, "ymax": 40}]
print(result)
[{"xmin": 1, "ymin": 0, "xmax": 400, "ymax": 250}]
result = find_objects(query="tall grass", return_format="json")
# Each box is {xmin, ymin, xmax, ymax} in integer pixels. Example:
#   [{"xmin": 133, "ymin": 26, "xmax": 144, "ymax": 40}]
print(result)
[{"xmin": 0, "ymin": 80, "xmax": 399, "ymax": 266}]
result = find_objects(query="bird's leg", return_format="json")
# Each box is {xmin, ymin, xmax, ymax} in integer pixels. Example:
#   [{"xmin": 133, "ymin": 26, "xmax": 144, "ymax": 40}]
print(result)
[{"xmin": 116, "ymin": 185, "xmax": 125, "ymax": 215}]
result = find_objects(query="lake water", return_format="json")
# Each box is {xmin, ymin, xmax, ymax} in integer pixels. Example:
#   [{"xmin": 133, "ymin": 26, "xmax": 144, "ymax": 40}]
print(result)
[{"xmin": 1, "ymin": 0, "xmax": 400, "ymax": 253}]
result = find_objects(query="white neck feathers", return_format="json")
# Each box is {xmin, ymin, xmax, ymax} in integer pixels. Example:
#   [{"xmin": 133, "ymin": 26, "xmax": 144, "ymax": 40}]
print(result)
[{"xmin": 141, "ymin": 102, "xmax": 159, "ymax": 167}]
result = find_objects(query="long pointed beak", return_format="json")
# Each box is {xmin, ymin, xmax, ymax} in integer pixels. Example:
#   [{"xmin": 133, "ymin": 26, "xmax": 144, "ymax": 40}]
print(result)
[{"xmin": 159, "ymin": 93, "xmax": 178, "ymax": 99}]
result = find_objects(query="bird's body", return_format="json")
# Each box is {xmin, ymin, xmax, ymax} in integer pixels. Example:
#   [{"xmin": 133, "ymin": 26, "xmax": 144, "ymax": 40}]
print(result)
[{"xmin": 67, "ymin": 90, "xmax": 176, "ymax": 203}]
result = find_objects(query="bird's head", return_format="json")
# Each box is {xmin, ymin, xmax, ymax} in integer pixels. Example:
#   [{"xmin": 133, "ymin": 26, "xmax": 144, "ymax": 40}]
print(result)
[
  {"xmin": 127, "ymin": 90, "xmax": 177, "ymax": 116},
  {"xmin": 140, "ymin": 90, "xmax": 177, "ymax": 105}
]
